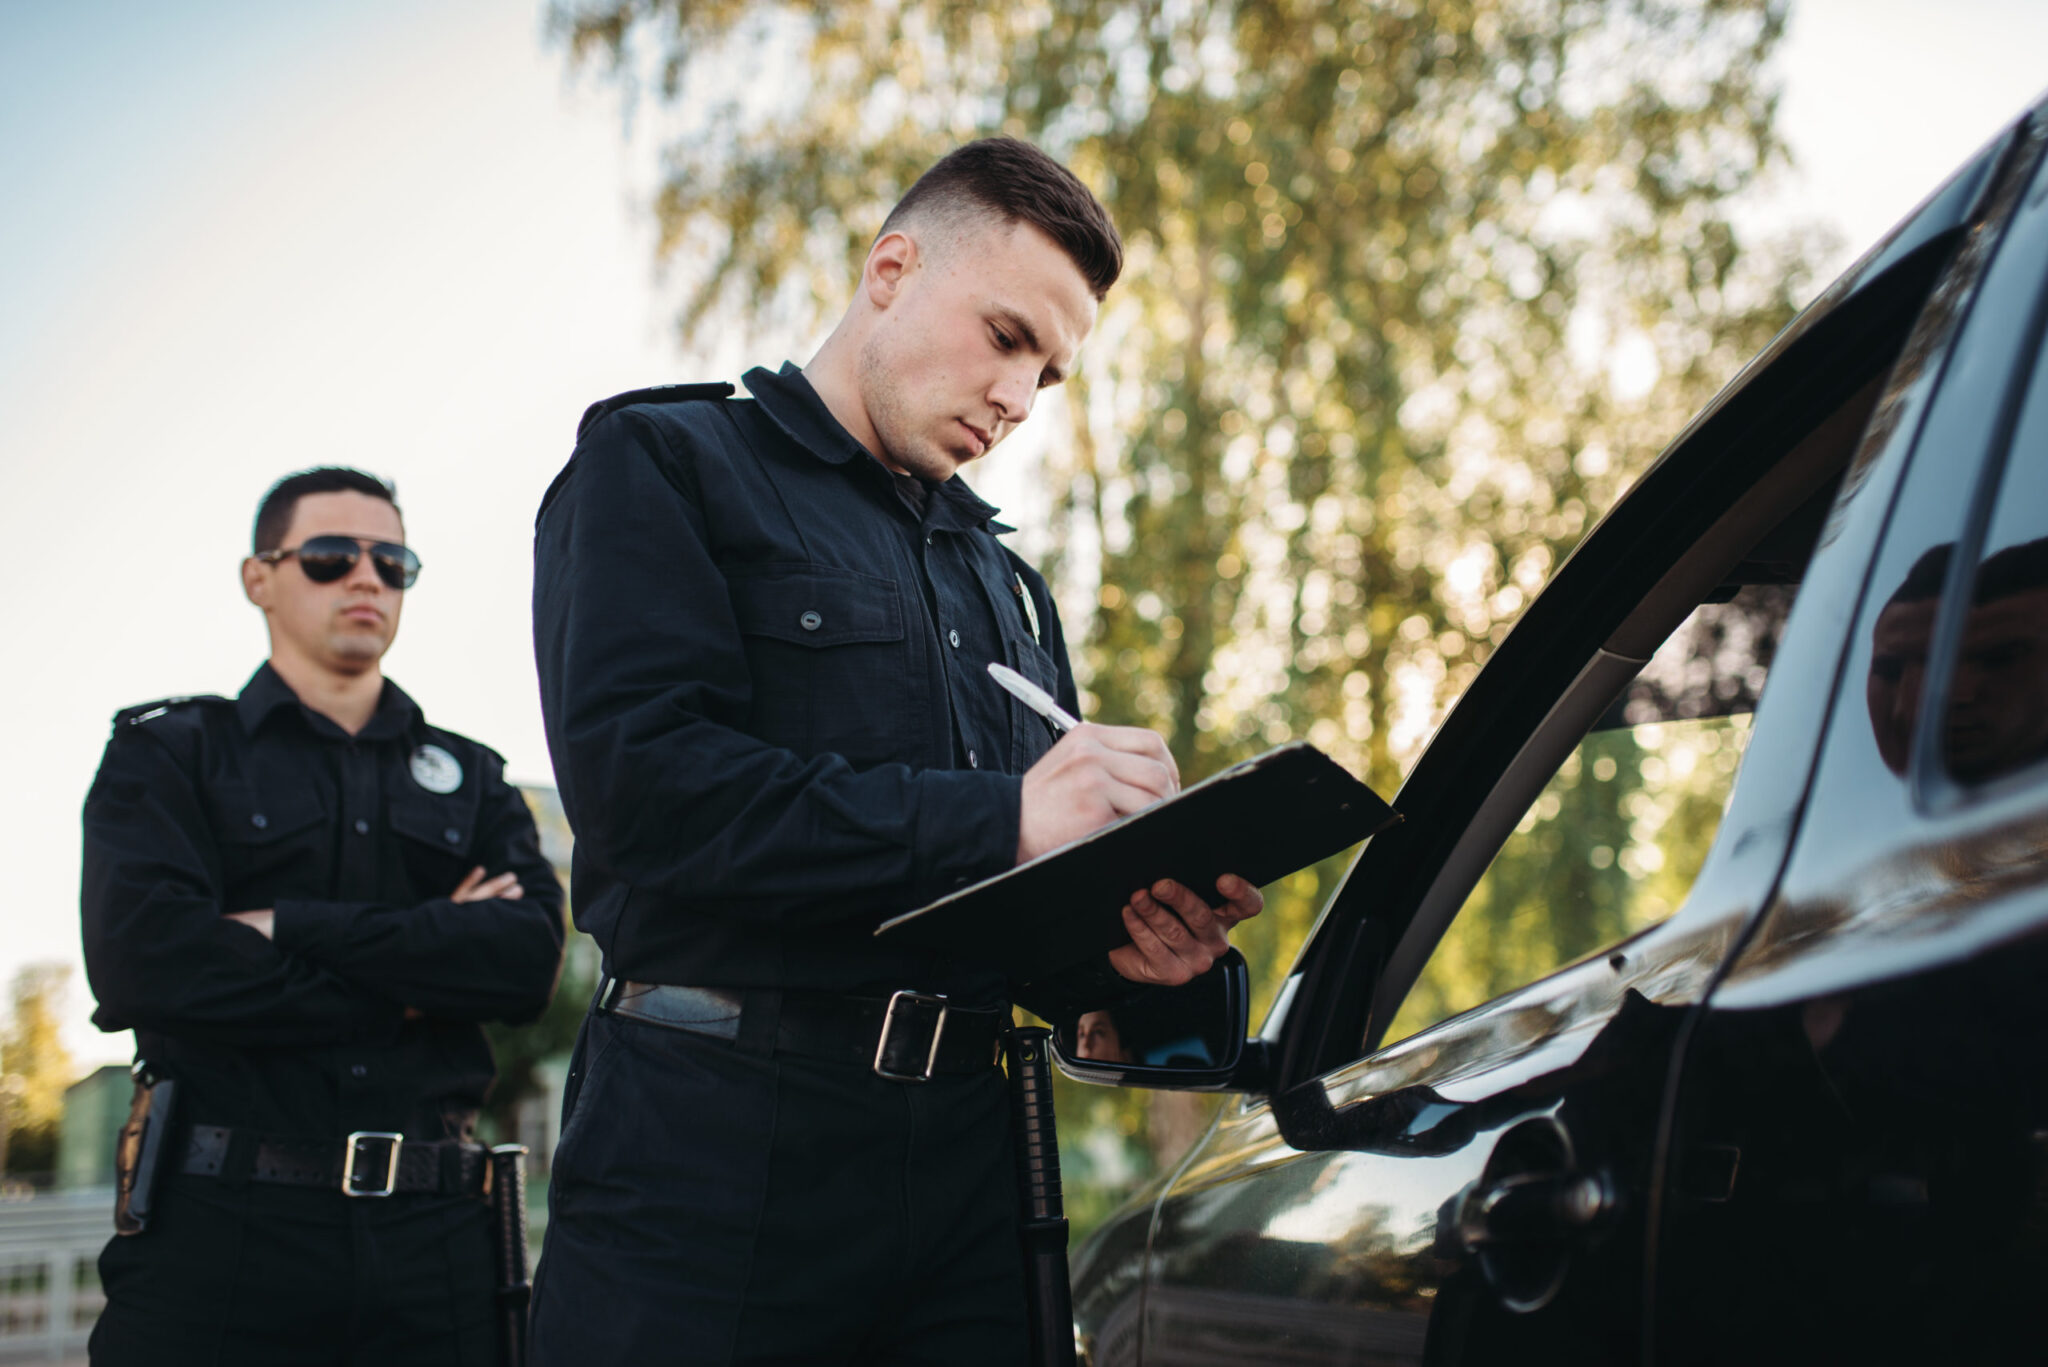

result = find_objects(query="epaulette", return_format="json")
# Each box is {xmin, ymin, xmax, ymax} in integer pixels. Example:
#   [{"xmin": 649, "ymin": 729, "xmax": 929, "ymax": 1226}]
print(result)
[
  {"xmin": 114, "ymin": 695, "xmax": 230, "ymax": 728},
  {"xmin": 576, "ymin": 382, "xmax": 736, "ymax": 443}
]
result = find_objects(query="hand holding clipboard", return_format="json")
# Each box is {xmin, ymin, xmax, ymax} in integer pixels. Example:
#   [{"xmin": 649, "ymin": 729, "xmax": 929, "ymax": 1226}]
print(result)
[{"xmin": 875, "ymin": 667, "xmax": 1400, "ymax": 984}]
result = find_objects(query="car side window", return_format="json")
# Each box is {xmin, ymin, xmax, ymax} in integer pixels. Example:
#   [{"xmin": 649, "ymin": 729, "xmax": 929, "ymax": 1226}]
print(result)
[
  {"xmin": 1929, "ymin": 344, "xmax": 2048, "ymax": 787},
  {"xmin": 1384, "ymin": 585, "xmax": 1793, "ymax": 1045}
]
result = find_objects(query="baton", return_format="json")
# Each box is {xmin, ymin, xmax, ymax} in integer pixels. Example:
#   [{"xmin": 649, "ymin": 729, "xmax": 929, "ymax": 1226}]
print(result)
[
  {"xmin": 487, "ymin": 1143, "xmax": 532, "ymax": 1367},
  {"xmin": 1003, "ymin": 1026, "xmax": 1078, "ymax": 1367}
]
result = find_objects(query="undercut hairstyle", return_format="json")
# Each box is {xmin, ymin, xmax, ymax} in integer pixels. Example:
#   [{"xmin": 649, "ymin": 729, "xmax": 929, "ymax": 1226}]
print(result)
[
  {"xmin": 252, "ymin": 467, "xmax": 401, "ymax": 554},
  {"xmin": 880, "ymin": 138, "xmax": 1123, "ymax": 300}
]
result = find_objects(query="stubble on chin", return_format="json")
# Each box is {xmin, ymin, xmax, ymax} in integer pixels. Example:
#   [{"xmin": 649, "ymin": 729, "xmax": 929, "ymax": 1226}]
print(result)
[{"xmin": 326, "ymin": 628, "xmax": 390, "ymax": 669}]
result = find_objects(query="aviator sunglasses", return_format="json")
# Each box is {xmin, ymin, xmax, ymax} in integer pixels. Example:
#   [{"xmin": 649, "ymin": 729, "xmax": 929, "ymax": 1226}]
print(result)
[{"xmin": 255, "ymin": 535, "xmax": 422, "ymax": 590}]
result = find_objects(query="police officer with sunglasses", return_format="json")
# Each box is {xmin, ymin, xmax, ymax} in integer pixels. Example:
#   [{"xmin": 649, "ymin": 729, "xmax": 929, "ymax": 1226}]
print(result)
[{"xmin": 80, "ymin": 466, "xmax": 565, "ymax": 1366}]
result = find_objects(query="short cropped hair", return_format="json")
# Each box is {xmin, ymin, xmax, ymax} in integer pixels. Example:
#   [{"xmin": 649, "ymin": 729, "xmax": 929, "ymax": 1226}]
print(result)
[
  {"xmin": 253, "ymin": 468, "xmax": 401, "ymax": 554},
  {"xmin": 1886, "ymin": 545, "xmax": 1953, "ymax": 609},
  {"xmin": 1975, "ymin": 535, "xmax": 2048, "ymax": 602},
  {"xmin": 881, "ymin": 138, "xmax": 1123, "ymax": 300}
]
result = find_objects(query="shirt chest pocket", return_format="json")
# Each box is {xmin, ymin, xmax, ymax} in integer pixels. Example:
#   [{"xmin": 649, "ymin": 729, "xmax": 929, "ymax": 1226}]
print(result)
[
  {"xmin": 390, "ymin": 791, "xmax": 480, "ymax": 894},
  {"xmin": 1004, "ymin": 633, "xmax": 1064, "ymax": 771},
  {"xmin": 207, "ymin": 785, "xmax": 327, "ymax": 898},
  {"xmin": 729, "ymin": 565, "xmax": 920, "ymax": 768}
]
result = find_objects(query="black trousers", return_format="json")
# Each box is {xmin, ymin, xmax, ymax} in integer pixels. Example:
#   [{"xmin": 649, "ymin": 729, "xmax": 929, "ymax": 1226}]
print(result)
[
  {"xmin": 90, "ymin": 1174, "xmax": 495, "ymax": 1366},
  {"xmin": 529, "ymin": 1006, "xmax": 1029, "ymax": 1366}
]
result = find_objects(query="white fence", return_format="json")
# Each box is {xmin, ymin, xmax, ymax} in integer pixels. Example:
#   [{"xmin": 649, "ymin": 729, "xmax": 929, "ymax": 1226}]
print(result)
[
  {"xmin": 0, "ymin": 1178, "xmax": 554, "ymax": 1362},
  {"xmin": 0, "ymin": 1190, "xmax": 108, "ymax": 1362}
]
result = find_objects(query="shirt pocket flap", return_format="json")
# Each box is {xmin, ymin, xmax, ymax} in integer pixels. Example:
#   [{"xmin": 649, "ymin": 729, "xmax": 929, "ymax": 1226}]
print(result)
[
  {"xmin": 729, "ymin": 567, "xmax": 905, "ymax": 648},
  {"xmin": 1006, "ymin": 633, "xmax": 1061, "ymax": 693},
  {"xmin": 390, "ymin": 795, "xmax": 477, "ymax": 855},
  {"xmin": 210, "ymin": 786, "xmax": 324, "ymax": 844}
]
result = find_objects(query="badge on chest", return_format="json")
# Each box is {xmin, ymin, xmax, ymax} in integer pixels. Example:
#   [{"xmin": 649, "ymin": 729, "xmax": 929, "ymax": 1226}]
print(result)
[{"xmin": 409, "ymin": 744, "xmax": 464, "ymax": 794}]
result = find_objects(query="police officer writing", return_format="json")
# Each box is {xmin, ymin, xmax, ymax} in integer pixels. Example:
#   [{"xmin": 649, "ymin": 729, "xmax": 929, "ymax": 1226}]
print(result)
[
  {"xmin": 529, "ymin": 138, "xmax": 1263, "ymax": 1364},
  {"xmin": 81, "ymin": 468, "xmax": 565, "ymax": 1365}
]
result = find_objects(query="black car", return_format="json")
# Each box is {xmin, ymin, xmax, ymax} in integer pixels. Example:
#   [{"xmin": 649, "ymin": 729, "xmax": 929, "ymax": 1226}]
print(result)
[{"xmin": 1056, "ymin": 94, "xmax": 2048, "ymax": 1365}]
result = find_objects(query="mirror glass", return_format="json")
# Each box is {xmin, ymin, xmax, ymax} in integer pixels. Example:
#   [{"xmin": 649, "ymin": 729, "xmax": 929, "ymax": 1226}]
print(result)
[{"xmin": 1050, "ymin": 949, "xmax": 1247, "ymax": 1082}]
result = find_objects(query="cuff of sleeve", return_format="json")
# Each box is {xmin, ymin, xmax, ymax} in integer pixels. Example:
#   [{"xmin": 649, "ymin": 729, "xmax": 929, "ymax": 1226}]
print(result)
[
  {"xmin": 270, "ymin": 900, "xmax": 408, "ymax": 1040},
  {"xmin": 911, "ymin": 770, "xmax": 1022, "ymax": 905},
  {"xmin": 271, "ymin": 900, "xmax": 360, "ymax": 958}
]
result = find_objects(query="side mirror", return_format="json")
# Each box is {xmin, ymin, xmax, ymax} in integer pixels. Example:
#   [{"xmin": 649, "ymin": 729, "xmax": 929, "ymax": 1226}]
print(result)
[{"xmin": 1048, "ymin": 948, "xmax": 1257, "ymax": 1091}]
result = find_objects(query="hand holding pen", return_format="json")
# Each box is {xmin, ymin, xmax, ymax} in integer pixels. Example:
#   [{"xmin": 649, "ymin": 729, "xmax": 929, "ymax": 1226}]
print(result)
[
  {"xmin": 993, "ymin": 661, "xmax": 1176, "ymax": 860},
  {"xmin": 990, "ymin": 662, "xmax": 1262, "ymax": 985}
]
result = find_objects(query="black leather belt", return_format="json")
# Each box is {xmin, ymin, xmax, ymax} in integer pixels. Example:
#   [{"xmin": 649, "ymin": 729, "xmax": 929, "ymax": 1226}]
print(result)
[
  {"xmin": 601, "ymin": 980, "xmax": 1005, "ymax": 1081},
  {"xmin": 180, "ymin": 1125, "xmax": 489, "ymax": 1198}
]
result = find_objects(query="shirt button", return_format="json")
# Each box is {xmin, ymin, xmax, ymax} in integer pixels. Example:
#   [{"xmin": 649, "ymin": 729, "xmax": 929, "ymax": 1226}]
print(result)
[
  {"xmin": 968, "ymin": 750, "xmax": 979, "ymax": 768},
  {"xmin": 799, "ymin": 610, "xmax": 822, "ymax": 632},
  {"xmin": 924, "ymin": 534, "xmax": 934, "ymax": 547},
  {"xmin": 350, "ymin": 1064, "xmax": 367, "ymax": 1078},
  {"xmin": 354, "ymin": 819, "xmax": 370, "ymax": 835},
  {"xmin": 444, "ymin": 828, "xmax": 462, "ymax": 845},
  {"xmin": 948, "ymin": 629, "xmax": 961, "ymax": 648},
  {"xmin": 250, "ymin": 813, "xmax": 268, "ymax": 830}
]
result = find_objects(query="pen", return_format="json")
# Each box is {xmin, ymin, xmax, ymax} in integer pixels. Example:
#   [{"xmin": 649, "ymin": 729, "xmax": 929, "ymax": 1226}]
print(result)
[
  {"xmin": 1011, "ymin": 572, "xmax": 1042, "ymax": 643},
  {"xmin": 987, "ymin": 662, "xmax": 1082, "ymax": 734}
]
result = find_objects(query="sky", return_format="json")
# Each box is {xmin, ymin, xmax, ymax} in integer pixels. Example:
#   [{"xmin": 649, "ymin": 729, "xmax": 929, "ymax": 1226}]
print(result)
[{"xmin": 3, "ymin": 0, "xmax": 2046, "ymax": 1068}]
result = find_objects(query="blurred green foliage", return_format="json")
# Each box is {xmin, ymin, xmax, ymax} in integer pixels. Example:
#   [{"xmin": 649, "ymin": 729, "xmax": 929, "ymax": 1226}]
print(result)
[
  {"xmin": 1389, "ymin": 714, "xmax": 1752, "ymax": 1042},
  {"xmin": 482, "ymin": 933, "xmax": 595, "ymax": 1145},
  {"xmin": 480, "ymin": 788, "xmax": 590, "ymax": 1145},
  {"xmin": 2, "ymin": 963, "xmax": 74, "ymax": 1179},
  {"xmin": 551, "ymin": 0, "xmax": 1821, "ymax": 1241}
]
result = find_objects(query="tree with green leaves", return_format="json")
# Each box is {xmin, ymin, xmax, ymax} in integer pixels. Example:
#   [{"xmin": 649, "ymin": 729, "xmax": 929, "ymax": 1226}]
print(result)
[
  {"xmin": 553, "ymin": 0, "xmax": 1820, "ymax": 1232},
  {"xmin": 2, "ymin": 962, "xmax": 76, "ymax": 1180}
]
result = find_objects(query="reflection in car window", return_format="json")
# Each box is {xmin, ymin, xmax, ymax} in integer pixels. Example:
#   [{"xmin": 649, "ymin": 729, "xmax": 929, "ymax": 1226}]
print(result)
[
  {"xmin": 1938, "ymin": 351, "xmax": 2048, "ymax": 785},
  {"xmin": 1867, "ymin": 549, "xmax": 1946, "ymax": 776},
  {"xmin": 1384, "ymin": 586, "xmax": 1791, "ymax": 1045}
]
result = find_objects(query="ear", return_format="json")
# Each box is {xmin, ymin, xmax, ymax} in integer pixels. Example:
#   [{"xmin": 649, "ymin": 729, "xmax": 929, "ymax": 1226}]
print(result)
[
  {"xmin": 241, "ymin": 556, "xmax": 270, "ymax": 610},
  {"xmin": 863, "ymin": 230, "xmax": 919, "ymax": 311}
]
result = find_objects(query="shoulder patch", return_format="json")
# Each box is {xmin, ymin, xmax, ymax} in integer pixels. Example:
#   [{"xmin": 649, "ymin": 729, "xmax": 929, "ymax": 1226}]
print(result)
[
  {"xmin": 576, "ymin": 382, "xmax": 737, "ymax": 443},
  {"xmin": 114, "ymin": 695, "xmax": 230, "ymax": 729}
]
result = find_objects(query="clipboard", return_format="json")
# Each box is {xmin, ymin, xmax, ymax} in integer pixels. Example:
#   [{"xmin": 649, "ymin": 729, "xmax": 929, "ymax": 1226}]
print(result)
[{"xmin": 875, "ymin": 741, "xmax": 1399, "ymax": 982}]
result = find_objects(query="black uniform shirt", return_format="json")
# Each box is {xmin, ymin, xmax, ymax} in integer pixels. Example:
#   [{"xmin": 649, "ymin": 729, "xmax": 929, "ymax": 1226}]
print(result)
[
  {"xmin": 81, "ymin": 665, "xmax": 566, "ymax": 1141},
  {"xmin": 533, "ymin": 364, "xmax": 1108, "ymax": 1008}
]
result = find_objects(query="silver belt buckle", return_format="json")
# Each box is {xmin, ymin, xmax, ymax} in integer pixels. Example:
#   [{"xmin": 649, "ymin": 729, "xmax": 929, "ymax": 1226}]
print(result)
[
  {"xmin": 341, "ymin": 1131, "xmax": 404, "ymax": 1198},
  {"xmin": 873, "ymin": 991, "xmax": 949, "ymax": 1083}
]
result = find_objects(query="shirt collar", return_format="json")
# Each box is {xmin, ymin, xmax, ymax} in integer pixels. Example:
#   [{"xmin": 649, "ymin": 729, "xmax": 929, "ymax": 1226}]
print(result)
[
  {"xmin": 742, "ymin": 362, "xmax": 1013, "ymax": 535},
  {"xmin": 235, "ymin": 662, "xmax": 421, "ymax": 741}
]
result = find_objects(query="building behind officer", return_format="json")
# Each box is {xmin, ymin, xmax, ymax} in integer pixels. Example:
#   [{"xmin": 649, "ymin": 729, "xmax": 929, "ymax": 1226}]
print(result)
[
  {"xmin": 530, "ymin": 137, "xmax": 1263, "ymax": 1364},
  {"xmin": 80, "ymin": 468, "xmax": 565, "ymax": 1366}
]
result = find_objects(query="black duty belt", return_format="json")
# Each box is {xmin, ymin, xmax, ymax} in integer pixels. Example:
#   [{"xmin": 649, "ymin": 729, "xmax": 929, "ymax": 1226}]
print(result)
[
  {"xmin": 180, "ymin": 1125, "xmax": 490, "ymax": 1198},
  {"xmin": 600, "ymin": 979, "xmax": 1005, "ymax": 1082}
]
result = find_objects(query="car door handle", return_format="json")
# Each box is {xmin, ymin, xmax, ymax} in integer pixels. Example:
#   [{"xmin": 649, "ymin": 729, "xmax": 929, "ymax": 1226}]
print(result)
[{"xmin": 1458, "ymin": 1169, "xmax": 1616, "ymax": 1249}]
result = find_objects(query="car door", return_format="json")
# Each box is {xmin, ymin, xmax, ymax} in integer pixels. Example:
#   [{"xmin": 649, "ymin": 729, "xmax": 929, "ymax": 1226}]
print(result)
[
  {"xmin": 1070, "ymin": 113, "xmax": 2034, "ymax": 1367},
  {"xmin": 1656, "ymin": 112, "xmax": 2048, "ymax": 1365}
]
